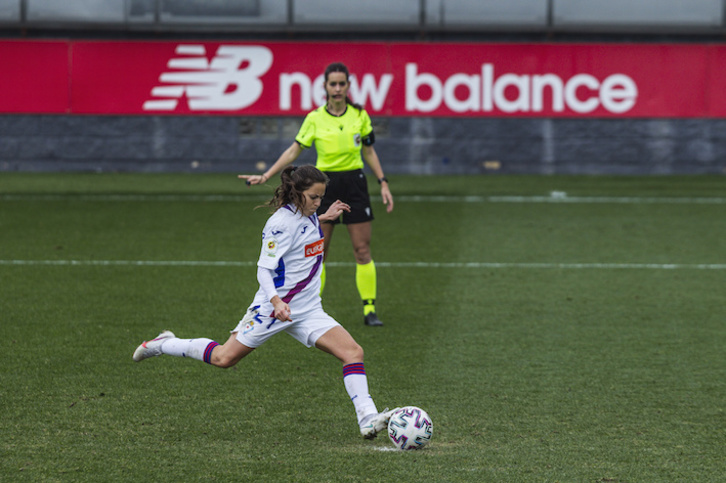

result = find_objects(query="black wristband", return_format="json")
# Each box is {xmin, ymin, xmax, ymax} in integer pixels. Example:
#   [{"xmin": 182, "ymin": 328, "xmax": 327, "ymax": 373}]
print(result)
[{"xmin": 377, "ymin": 177, "xmax": 389, "ymax": 184}]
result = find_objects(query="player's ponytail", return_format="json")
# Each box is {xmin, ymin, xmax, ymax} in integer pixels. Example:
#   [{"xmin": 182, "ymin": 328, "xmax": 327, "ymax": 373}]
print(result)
[{"xmin": 269, "ymin": 165, "xmax": 328, "ymax": 214}]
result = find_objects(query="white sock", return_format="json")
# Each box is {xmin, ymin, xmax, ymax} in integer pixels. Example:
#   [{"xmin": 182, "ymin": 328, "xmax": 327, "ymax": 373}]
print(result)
[
  {"xmin": 343, "ymin": 363, "xmax": 378, "ymax": 424},
  {"xmin": 161, "ymin": 338, "xmax": 219, "ymax": 364}
]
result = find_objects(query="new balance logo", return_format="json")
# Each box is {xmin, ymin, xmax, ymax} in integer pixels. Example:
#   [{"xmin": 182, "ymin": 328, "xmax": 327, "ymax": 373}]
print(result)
[{"xmin": 143, "ymin": 44, "xmax": 273, "ymax": 112}]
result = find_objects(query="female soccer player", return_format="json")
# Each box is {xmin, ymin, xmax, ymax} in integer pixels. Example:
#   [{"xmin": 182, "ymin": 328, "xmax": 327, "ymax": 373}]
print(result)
[
  {"xmin": 240, "ymin": 62, "xmax": 393, "ymax": 327},
  {"xmin": 133, "ymin": 165, "xmax": 397, "ymax": 439}
]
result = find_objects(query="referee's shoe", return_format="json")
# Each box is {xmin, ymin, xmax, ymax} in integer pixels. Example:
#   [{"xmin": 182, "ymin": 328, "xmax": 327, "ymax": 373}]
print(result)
[{"xmin": 364, "ymin": 312, "xmax": 384, "ymax": 327}]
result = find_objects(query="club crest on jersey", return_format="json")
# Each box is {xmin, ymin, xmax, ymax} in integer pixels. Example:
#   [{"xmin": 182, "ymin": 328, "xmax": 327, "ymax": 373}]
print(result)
[
  {"xmin": 264, "ymin": 237, "xmax": 278, "ymax": 257},
  {"xmin": 305, "ymin": 238, "xmax": 324, "ymax": 257},
  {"xmin": 354, "ymin": 133, "xmax": 361, "ymax": 147}
]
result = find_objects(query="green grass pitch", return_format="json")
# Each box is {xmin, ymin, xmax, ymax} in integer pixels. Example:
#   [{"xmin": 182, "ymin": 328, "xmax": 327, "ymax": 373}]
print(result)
[{"xmin": 1, "ymin": 173, "xmax": 725, "ymax": 481}]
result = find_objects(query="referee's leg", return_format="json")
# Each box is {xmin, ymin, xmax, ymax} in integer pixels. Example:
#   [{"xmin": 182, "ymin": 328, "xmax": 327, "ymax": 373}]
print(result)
[{"xmin": 347, "ymin": 222, "xmax": 383, "ymax": 327}]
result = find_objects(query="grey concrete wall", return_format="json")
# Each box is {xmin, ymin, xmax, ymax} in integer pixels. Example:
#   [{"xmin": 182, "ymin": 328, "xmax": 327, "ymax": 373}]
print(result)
[{"xmin": 1, "ymin": 115, "xmax": 724, "ymax": 175}]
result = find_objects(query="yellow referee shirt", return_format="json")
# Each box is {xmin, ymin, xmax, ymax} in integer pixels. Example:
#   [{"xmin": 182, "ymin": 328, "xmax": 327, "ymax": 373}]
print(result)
[{"xmin": 295, "ymin": 105, "xmax": 373, "ymax": 172}]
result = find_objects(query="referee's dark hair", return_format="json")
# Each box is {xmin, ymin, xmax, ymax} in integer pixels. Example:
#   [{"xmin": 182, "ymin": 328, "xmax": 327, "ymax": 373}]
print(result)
[{"xmin": 324, "ymin": 62, "xmax": 363, "ymax": 110}]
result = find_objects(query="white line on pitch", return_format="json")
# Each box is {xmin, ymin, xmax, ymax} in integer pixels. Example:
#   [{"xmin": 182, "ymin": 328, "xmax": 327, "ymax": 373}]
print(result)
[{"xmin": 2, "ymin": 260, "xmax": 726, "ymax": 270}]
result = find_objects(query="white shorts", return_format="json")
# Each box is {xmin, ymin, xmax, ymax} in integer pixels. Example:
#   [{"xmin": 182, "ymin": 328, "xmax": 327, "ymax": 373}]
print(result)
[{"xmin": 232, "ymin": 306, "xmax": 340, "ymax": 349}]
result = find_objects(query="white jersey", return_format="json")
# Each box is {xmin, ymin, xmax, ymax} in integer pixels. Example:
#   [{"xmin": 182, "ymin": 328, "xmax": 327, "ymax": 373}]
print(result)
[{"xmin": 250, "ymin": 204, "xmax": 325, "ymax": 317}]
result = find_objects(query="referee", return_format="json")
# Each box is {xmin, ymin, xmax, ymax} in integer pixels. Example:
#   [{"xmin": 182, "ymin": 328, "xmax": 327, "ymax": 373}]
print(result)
[{"xmin": 240, "ymin": 62, "xmax": 393, "ymax": 327}]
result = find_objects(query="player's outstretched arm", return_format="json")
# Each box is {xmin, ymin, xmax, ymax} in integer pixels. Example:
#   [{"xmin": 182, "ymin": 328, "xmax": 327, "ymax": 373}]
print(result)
[
  {"xmin": 238, "ymin": 142, "xmax": 303, "ymax": 186},
  {"xmin": 319, "ymin": 200, "xmax": 351, "ymax": 223}
]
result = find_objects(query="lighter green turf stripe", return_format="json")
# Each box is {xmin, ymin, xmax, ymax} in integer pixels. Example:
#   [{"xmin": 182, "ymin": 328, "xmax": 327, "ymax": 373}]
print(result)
[
  {"xmin": 0, "ymin": 259, "xmax": 255, "ymax": 267},
  {"xmin": 376, "ymin": 261, "xmax": 726, "ymax": 269},
  {"xmin": 400, "ymin": 195, "xmax": 726, "ymax": 204},
  {"xmin": 0, "ymin": 194, "xmax": 270, "ymax": 202},
  {"xmin": 2, "ymin": 194, "xmax": 726, "ymax": 204},
  {"xmin": 2, "ymin": 260, "xmax": 726, "ymax": 270}
]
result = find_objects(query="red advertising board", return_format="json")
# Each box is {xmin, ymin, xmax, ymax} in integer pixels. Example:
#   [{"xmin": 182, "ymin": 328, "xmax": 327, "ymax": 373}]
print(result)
[
  {"xmin": 1, "ymin": 40, "xmax": 725, "ymax": 117},
  {"xmin": 0, "ymin": 40, "xmax": 70, "ymax": 113}
]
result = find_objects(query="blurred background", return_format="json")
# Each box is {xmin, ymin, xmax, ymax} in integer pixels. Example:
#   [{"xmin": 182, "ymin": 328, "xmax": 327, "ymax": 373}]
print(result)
[{"xmin": 1, "ymin": 0, "xmax": 725, "ymax": 175}]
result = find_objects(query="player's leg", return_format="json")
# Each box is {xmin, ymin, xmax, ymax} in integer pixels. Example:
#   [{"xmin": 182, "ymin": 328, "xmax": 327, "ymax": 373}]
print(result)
[
  {"xmin": 315, "ymin": 326, "xmax": 394, "ymax": 438},
  {"xmin": 346, "ymin": 221, "xmax": 383, "ymax": 326},
  {"xmin": 160, "ymin": 332, "xmax": 254, "ymax": 368},
  {"xmin": 133, "ymin": 330, "xmax": 254, "ymax": 368},
  {"xmin": 207, "ymin": 333, "xmax": 255, "ymax": 368},
  {"xmin": 314, "ymin": 325, "xmax": 363, "ymax": 364}
]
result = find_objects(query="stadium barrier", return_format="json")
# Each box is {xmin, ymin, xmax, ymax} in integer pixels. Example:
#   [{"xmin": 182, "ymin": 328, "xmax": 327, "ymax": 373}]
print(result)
[
  {"xmin": 0, "ymin": 0, "xmax": 725, "ymax": 35},
  {"xmin": 1, "ymin": 39, "xmax": 725, "ymax": 175}
]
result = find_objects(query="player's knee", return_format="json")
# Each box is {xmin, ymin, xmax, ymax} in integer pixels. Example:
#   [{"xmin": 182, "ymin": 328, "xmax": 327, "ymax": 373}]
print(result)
[{"xmin": 346, "ymin": 342, "xmax": 365, "ymax": 363}]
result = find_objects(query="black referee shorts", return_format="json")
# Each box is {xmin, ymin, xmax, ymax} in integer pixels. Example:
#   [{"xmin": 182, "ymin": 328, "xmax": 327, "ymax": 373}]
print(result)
[{"xmin": 318, "ymin": 169, "xmax": 374, "ymax": 225}]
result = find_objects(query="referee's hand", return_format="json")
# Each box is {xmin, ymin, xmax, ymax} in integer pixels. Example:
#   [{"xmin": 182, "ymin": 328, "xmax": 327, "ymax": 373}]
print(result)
[
  {"xmin": 238, "ymin": 174, "xmax": 268, "ymax": 186},
  {"xmin": 381, "ymin": 185, "xmax": 394, "ymax": 213}
]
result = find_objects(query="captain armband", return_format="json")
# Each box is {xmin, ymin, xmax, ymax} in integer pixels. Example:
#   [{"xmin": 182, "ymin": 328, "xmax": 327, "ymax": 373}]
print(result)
[{"xmin": 361, "ymin": 131, "xmax": 375, "ymax": 146}]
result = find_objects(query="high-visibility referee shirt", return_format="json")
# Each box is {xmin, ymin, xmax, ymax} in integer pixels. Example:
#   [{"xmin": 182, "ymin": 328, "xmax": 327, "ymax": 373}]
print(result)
[{"xmin": 295, "ymin": 105, "xmax": 373, "ymax": 172}]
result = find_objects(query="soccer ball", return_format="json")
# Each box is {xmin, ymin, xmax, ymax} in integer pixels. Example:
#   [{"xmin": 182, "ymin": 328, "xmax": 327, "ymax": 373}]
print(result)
[{"xmin": 387, "ymin": 406, "xmax": 433, "ymax": 450}]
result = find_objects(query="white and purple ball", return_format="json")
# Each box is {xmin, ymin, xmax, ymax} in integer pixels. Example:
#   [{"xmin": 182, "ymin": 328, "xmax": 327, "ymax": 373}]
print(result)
[{"xmin": 387, "ymin": 406, "xmax": 433, "ymax": 450}]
